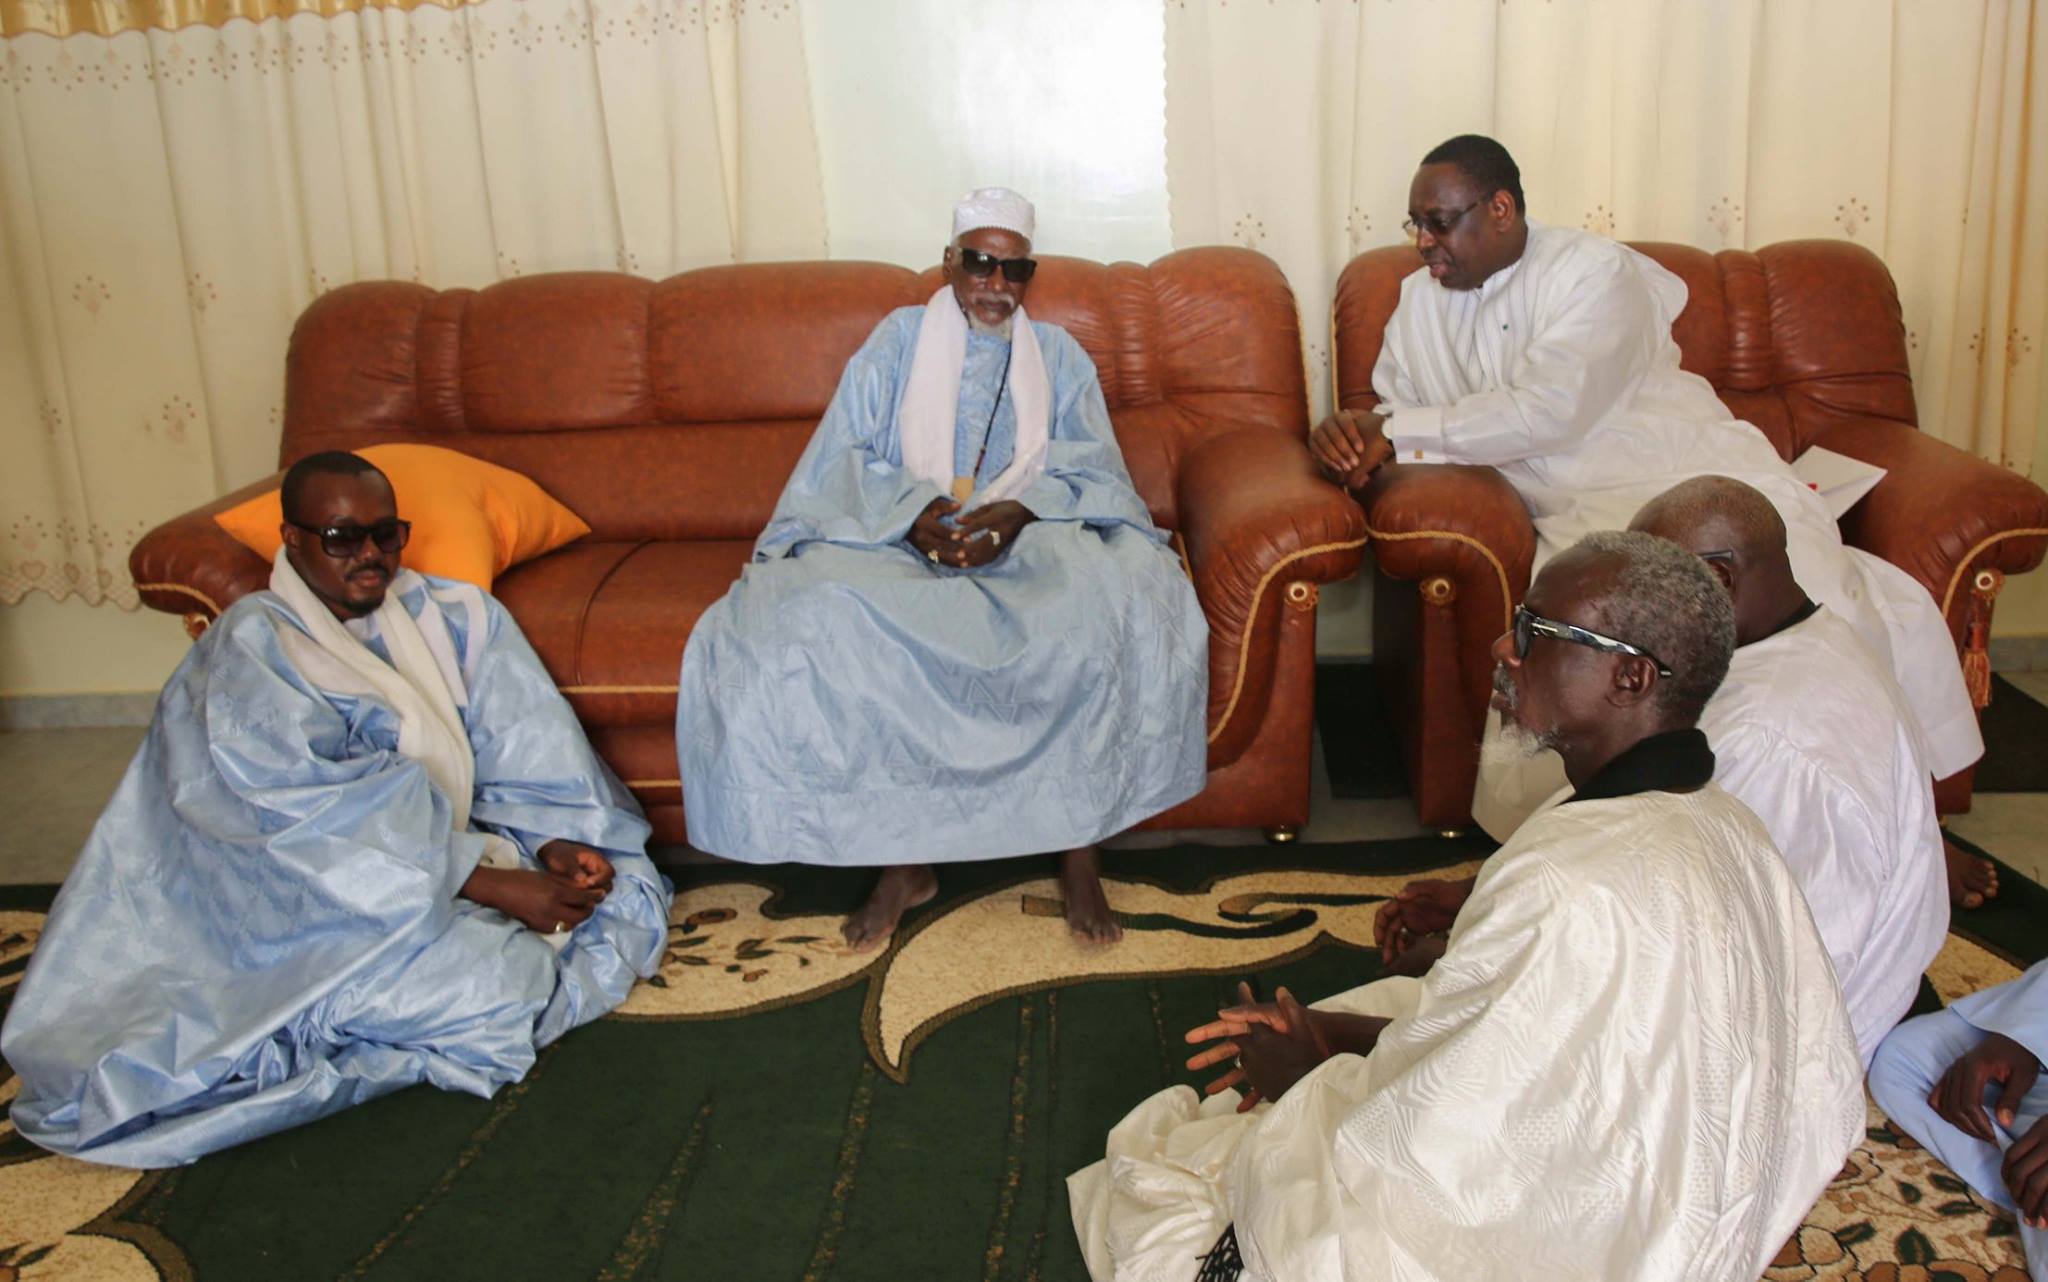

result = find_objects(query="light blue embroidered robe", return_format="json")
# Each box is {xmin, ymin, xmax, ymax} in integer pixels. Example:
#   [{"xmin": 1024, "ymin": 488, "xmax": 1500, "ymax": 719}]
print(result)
[
  {"xmin": 1869, "ymin": 961, "xmax": 2048, "ymax": 1279},
  {"xmin": 2, "ymin": 573, "xmax": 673, "ymax": 1168},
  {"xmin": 678, "ymin": 306, "xmax": 1209, "ymax": 865}
]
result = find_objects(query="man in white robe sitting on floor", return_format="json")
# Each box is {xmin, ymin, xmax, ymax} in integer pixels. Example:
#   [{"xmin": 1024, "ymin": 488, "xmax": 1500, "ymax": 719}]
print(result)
[
  {"xmin": 1069, "ymin": 530, "xmax": 1862, "ymax": 1281},
  {"xmin": 2, "ymin": 452, "xmax": 673, "ymax": 1168},
  {"xmin": 1308, "ymin": 133, "xmax": 1992, "ymax": 906},
  {"xmin": 1378, "ymin": 476, "xmax": 1949, "ymax": 1067},
  {"xmin": 677, "ymin": 188, "xmax": 1208, "ymax": 949}
]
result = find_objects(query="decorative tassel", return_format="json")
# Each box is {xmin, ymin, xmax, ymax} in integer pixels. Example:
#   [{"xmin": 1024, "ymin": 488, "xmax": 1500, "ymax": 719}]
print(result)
[{"xmin": 1960, "ymin": 568, "xmax": 2004, "ymax": 710}]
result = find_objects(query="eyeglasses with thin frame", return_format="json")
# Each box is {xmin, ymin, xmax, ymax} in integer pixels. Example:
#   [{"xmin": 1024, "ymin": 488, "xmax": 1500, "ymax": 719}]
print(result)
[
  {"xmin": 1402, "ymin": 200, "xmax": 1482, "ymax": 241},
  {"xmin": 288, "ymin": 518, "xmax": 412, "ymax": 559},
  {"xmin": 1512, "ymin": 603, "xmax": 1673, "ymax": 678},
  {"xmin": 955, "ymin": 246, "xmax": 1038, "ymax": 284}
]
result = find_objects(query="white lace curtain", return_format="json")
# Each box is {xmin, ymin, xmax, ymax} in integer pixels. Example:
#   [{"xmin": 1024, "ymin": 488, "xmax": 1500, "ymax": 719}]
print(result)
[
  {"xmin": 1166, "ymin": 0, "xmax": 2045, "ymax": 476},
  {"xmin": 0, "ymin": 0, "xmax": 827, "ymax": 608},
  {"xmin": 6, "ymin": 0, "xmax": 2042, "ymax": 614}
]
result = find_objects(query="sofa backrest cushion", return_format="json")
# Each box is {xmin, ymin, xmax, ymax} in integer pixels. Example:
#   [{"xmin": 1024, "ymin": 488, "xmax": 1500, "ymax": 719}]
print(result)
[
  {"xmin": 1332, "ymin": 237, "xmax": 1918, "ymax": 461},
  {"xmin": 281, "ymin": 248, "xmax": 1306, "ymax": 539}
]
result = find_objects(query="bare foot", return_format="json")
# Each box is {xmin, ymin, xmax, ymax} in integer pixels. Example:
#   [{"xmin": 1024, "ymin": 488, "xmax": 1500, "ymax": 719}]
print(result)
[
  {"xmin": 842, "ymin": 864, "xmax": 938, "ymax": 951},
  {"xmin": 1059, "ymin": 846, "xmax": 1123, "ymax": 946},
  {"xmin": 1945, "ymin": 838, "xmax": 1999, "ymax": 910}
]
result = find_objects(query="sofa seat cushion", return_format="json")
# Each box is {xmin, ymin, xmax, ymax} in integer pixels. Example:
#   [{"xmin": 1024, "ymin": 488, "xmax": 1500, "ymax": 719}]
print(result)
[{"xmin": 493, "ymin": 539, "xmax": 752, "ymax": 728}]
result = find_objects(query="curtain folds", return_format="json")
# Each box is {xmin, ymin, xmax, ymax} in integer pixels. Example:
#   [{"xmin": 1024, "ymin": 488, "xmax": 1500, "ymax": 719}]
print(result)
[
  {"xmin": 5, "ymin": 0, "xmax": 2039, "ymax": 612},
  {"xmin": 1165, "ymin": 0, "xmax": 2045, "ymax": 477},
  {"xmin": 0, "ymin": 0, "xmax": 826, "ymax": 608}
]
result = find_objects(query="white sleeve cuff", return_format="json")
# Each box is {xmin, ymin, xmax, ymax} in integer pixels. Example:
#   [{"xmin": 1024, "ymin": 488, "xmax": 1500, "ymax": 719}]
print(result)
[{"xmin": 1384, "ymin": 405, "xmax": 1450, "ymax": 465}]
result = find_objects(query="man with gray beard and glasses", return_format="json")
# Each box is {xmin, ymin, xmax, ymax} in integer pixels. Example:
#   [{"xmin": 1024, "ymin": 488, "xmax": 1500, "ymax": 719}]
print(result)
[
  {"xmin": 1070, "ymin": 530, "xmax": 1859, "ymax": 1282},
  {"xmin": 1379, "ymin": 479, "xmax": 1948, "ymax": 1070}
]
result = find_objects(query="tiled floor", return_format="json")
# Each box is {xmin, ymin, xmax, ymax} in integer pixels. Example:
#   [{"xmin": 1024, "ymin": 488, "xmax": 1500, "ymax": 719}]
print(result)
[
  {"xmin": 3, "ymin": 724, "xmax": 147, "ymax": 884},
  {"xmin": 1948, "ymin": 670, "xmax": 2048, "ymax": 887},
  {"xmin": 4, "ymin": 691, "xmax": 2044, "ymax": 890}
]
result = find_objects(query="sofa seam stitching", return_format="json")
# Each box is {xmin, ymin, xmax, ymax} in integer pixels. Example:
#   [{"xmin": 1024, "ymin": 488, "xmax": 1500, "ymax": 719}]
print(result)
[
  {"xmin": 1939, "ymin": 527, "xmax": 2048, "ymax": 616},
  {"xmin": 1356, "ymin": 523, "xmax": 1516, "ymax": 633},
  {"xmin": 570, "ymin": 540, "xmax": 649, "ymax": 685},
  {"xmin": 133, "ymin": 581, "xmax": 223, "ymax": 615},
  {"xmin": 1206, "ymin": 536, "xmax": 1367, "ymax": 747}
]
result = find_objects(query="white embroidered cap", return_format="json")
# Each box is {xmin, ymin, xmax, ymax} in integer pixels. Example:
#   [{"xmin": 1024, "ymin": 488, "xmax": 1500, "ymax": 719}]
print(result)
[{"xmin": 952, "ymin": 187, "xmax": 1035, "ymax": 242}]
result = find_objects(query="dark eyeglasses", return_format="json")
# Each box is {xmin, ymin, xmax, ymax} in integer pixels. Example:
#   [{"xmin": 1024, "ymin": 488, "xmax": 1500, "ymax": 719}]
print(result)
[
  {"xmin": 956, "ymin": 246, "xmax": 1038, "ymax": 284},
  {"xmin": 1512, "ymin": 604, "xmax": 1673, "ymax": 678},
  {"xmin": 288, "ymin": 518, "xmax": 411, "ymax": 559},
  {"xmin": 1402, "ymin": 201, "xmax": 1482, "ymax": 241},
  {"xmin": 1697, "ymin": 549, "xmax": 1736, "ymax": 566}
]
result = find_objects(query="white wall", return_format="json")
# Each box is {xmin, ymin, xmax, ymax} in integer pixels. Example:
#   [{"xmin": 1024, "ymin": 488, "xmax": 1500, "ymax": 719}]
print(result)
[
  {"xmin": 0, "ymin": 594, "xmax": 192, "ymax": 696},
  {"xmin": 804, "ymin": 0, "xmax": 1173, "ymax": 268}
]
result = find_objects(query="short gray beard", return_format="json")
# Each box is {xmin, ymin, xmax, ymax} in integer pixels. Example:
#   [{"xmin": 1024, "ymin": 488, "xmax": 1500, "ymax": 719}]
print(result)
[
  {"xmin": 967, "ymin": 313, "xmax": 1014, "ymax": 338},
  {"xmin": 1484, "ymin": 664, "xmax": 1559, "ymax": 765},
  {"xmin": 1482, "ymin": 718, "xmax": 1559, "ymax": 768}
]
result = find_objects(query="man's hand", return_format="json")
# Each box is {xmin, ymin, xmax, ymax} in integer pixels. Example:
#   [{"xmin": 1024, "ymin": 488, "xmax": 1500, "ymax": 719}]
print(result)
[
  {"xmin": 538, "ymin": 839, "xmax": 615, "ymax": 894},
  {"xmin": 1237, "ymin": 989, "xmax": 1331, "ymax": 1107},
  {"xmin": 1930, "ymin": 1031, "xmax": 2041, "ymax": 1142},
  {"xmin": 1374, "ymin": 876, "xmax": 1474, "ymax": 968},
  {"xmin": 950, "ymin": 501, "xmax": 1036, "ymax": 568},
  {"xmin": 460, "ymin": 865, "xmax": 602, "ymax": 935},
  {"xmin": 2005, "ymin": 1113, "xmax": 2048, "ymax": 1229},
  {"xmin": 907, "ymin": 497, "xmax": 970, "ymax": 566},
  {"xmin": 1308, "ymin": 410, "xmax": 1394, "ymax": 489},
  {"xmin": 1184, "ymin": 982, "xmax": 1331, "ymax": 1112}
]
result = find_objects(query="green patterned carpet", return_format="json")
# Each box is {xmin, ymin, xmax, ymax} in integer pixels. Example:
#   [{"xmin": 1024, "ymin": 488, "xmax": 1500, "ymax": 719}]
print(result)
[{"xmin": 2, "ymin": 835, "xmax": 2043, "ymax": 1281}]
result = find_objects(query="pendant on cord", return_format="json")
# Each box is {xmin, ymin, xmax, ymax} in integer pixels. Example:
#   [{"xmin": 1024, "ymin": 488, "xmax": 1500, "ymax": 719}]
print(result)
[{"xmin": 950, "ymin": 475, "xmax": 975, "ymax": 502}]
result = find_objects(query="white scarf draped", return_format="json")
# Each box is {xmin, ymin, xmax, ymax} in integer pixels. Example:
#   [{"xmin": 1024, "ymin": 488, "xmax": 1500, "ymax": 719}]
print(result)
[
  {"xmin": 895, "ymin": 286, "xmax": 1051, "ymax": 507},
  {"xmin": 269, "ymin": 552, "xmax": 558, "ymax": 937}
]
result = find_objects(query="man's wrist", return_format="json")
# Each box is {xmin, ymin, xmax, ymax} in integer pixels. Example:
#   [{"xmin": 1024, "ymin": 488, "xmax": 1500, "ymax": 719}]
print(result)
[
  {"xmin": 1311, "ymin": 1011, "xmax": 1391, "ymax": 1058},
  {"xmin": 460, "ymin": 864, "xmax": 504, "ymax": 904}
]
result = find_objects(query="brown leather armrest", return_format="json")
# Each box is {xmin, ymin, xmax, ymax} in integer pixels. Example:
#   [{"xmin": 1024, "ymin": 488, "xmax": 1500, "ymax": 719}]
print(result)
[
  {"xmin": 1358, "ymin": 462, "xmax": 1536, "ymax": 628},
  {"xmin": 1813, "ymin": 418, "xmax": 2048, "ymax": 619},
  {"xmin": 128, "ymin": 471, "xmax": 283, "ymax": 625},
  {"xmin": 1176, "ymin": 429, "xmax": 1368, "ymax": 763}
]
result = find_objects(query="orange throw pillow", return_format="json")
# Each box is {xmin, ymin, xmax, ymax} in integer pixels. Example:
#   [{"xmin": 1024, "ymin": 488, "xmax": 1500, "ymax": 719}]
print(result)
[{"xmin": 215, "ymin": 444, "xmax": 590, "ymax": 591}]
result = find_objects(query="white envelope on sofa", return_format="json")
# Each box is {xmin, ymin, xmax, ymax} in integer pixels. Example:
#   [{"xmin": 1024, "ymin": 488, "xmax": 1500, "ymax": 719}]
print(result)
[{"xmin": 1792, "ymin": 445, "xmax": 1888, "ymax": 520}]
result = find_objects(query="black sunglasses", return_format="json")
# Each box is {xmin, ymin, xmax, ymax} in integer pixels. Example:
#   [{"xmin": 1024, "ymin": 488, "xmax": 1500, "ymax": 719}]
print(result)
[
  {"xmin": 1402, "ymin": 200, "xmax": 1482, "ymax": 240},
  {"xmin": 1512, "ymin": 604, "xmax": 1673, "ymax": 678},
  {"xmin": 288, "ymin": 517, "xmax": 412, "ymax": 559},
  {"xmin": 956, "ymin": 246, "xmax": 1037, "ymax": 284}
]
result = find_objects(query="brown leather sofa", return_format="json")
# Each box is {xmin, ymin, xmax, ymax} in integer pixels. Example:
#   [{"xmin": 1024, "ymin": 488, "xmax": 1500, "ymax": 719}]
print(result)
[
  {"xmin": 130, "ymin": 250, "xmax": 1366, "ymax": 846},
  {"xmin": 1335, "ymin": 238, "xmax": 2048, "ymax": 828}
]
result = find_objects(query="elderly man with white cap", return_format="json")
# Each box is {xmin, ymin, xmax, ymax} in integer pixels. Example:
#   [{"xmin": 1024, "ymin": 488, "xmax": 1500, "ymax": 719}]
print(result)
[{"xmin": 677, "ymin": 187, "xmax": 1208, "ymax": 949}]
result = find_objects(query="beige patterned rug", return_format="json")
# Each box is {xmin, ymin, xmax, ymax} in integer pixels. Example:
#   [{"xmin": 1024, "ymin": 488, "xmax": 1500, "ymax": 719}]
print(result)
[{"xmin": 0, "ymin": 842, "xmax": 2039, "ymax": 1280}]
